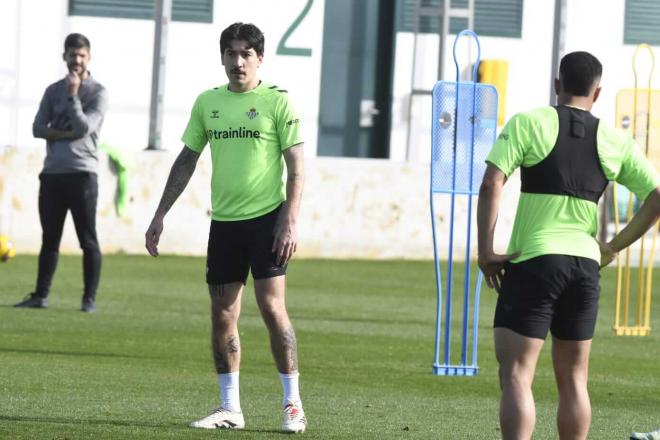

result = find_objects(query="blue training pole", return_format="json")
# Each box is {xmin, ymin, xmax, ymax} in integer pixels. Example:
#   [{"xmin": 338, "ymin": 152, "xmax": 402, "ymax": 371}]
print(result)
[
  {"xmin": 458, "ymin": 34, "xmax": 481, "ymax": 367},
  {"xmin": 431, "ymin": 29, "xmax": 495, "ymax": 376},
  {"xmin": 444, "ymin": 106, "xmax": 459, "ymax": 367},
  {"xmin": 431, "ymin": 194, "xmax": 444, "ymax": 371},
  {"xmin": 472, "ymin": 271, "xmax": 483, "ymax": 367}
]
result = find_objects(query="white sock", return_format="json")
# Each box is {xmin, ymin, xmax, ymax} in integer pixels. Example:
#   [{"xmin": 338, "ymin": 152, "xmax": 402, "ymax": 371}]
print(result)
[
  {"xmin": 218, "ymin": 372, "xmax": 241, "ymax": 412},
  {"xmin": 279, "ymin": 372, "xmax": 301, "ymax": 406}
]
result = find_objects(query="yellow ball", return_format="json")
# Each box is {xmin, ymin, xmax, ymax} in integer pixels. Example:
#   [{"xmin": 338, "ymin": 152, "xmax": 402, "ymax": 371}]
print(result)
[{"xmin": 0, "ymin": 235, "xmax": 16, "ymax": 262}]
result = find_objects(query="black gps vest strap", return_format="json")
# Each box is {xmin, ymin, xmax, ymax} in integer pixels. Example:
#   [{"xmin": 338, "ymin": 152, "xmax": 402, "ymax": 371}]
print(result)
[{"xmin": 520, "ymin": 106, "xmax": 608, "ymax": 203}]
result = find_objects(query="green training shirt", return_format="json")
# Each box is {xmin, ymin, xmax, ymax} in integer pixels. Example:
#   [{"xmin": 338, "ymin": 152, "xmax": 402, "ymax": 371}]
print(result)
[
  {"xmin": 182, "ymin": 82, "xmax": 303, "ymax": 221},
  {"xmin": 487, "ymin": 106, "xmax": 660, "ymax": 263}
]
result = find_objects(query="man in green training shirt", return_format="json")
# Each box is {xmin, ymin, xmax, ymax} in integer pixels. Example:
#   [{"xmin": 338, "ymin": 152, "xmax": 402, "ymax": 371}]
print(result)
[
  {"xmin": 477, "ymin": 51, "xmax": 660, "ymax": 439},
  {"xmin": 145, "ymin": 22, "xmax": 306, "ymax": 433}
]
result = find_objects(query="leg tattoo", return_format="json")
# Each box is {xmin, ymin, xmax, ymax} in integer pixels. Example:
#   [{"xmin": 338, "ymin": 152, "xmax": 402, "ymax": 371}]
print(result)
[
  {"xmin": 208, "ymin": 282, "xmax": 243, "ymax": 374},
  {"xmin": 227, "ymin": 334, "xmax": 240, "ymax": 353},
  {"xmin": 212, "ymin": 333, "xmax": 241, "ymax": 374},
  {"xmin": 212, "ymin": 332, "xmax": 229, "ymax": 374},
  {"xmin": 209, "ymin": 284, "xmax": 224, "ymax": 297},
  {"xmin": 279, "ymin": 327, "xmax": 298, "ymax": 372}
]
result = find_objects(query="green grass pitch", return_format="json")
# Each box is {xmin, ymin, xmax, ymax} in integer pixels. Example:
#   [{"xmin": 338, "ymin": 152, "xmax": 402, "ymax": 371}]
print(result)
[{"xmin": 0, "ymin": 255, "xmax": 658, "ymax": 439}]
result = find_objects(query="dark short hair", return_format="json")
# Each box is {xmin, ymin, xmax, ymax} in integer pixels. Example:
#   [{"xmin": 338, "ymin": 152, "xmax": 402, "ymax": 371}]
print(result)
[
  {"xmin": 559, "ymin": 51, "xmax": 602, "ymax": 97},
  {"xmin": 64, "ymin": 33, "xmax": 90, "ymax": 52},
  {"xmin": 220, "ymin": 22, "xmax": 264, "ymax": 56}
]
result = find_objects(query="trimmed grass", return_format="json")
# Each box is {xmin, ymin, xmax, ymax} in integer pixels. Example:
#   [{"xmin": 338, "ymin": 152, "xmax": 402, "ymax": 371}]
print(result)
[{"xmin": 0, "ymin": 255, "xmax": 658, "ymax": 439}]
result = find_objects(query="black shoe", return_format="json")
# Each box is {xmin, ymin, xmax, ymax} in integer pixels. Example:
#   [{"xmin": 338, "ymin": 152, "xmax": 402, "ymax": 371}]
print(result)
[
  {"xmin": 14, "ymin": 293, "xmax": 48, "ymax": 308},
  {"xmin": 81, "ymin": 298, "xmax": 96, "ymax": 313}
]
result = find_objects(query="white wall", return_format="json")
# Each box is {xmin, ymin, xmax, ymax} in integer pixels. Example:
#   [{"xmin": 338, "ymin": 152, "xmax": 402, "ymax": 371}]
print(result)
[
  {"xmin": 563, "ymin": 0, "xmax": 647, "ymax": 125},
  {"xmin": 389, "ymin": 0, "xmax": 655, "ymax": 162},
  {"xmin": 0, "ymin": 0, "xmax": 657, "ymax": 261},
  {"xmin": 3, "ymin": 146, "xmax": 657, "ymax": 264},
  {"xmin": 0, "ymin": 146, "xmax": 520, "ymax": 260},
  {"xmin": 1, "ymin": 0, "xmax": 655, "ymax": 159},
  {"xmin": 0, "ymin": 0, "xmax": 325, "ymax": 155}
]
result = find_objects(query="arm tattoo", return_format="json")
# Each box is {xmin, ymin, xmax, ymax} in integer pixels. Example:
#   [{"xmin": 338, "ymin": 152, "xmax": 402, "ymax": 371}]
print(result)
[
  {"xmin": 283, "ymin": 145, "xmax": 304, "ymax": 204},
  {"xmin": 155, "ymin": 147, "xmax": 200, "ymax": 217},
  {"xmin": 287, "ymin": 172, "xmax": 303, "ymax": 182}
]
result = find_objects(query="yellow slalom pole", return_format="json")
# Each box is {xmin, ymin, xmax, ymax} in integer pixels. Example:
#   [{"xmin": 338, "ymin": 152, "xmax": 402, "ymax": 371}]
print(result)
[
  {"xmin": 643, "ymin": 221, "xmax": 658, "ymax": 334},
  {"xmin": 623, "ymin": 197, "xmax": 634, "ymax": 328},
  {"xmin": 614, "ymin": 44, "xmax": 656, "ymax": 336},
  {"xmin": 634, "ymin": 44, "xmax": 655, "ymax": 157},
  {"xmin": 636, "ymin": 224, "xmax": 645, "ymax": 331},
  {"xmin": 613, "ymin": 185, "xmax": 623, "ymax": 333},
  {"xmin": 633, "ymin": 44, "xmax": 655, "ymax": 335}
]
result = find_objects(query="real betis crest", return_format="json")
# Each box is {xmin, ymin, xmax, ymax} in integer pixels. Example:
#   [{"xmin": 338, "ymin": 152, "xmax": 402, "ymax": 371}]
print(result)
[{"xmin": 246, "ymin": 108, "xmax": 259, "ymax": 119}]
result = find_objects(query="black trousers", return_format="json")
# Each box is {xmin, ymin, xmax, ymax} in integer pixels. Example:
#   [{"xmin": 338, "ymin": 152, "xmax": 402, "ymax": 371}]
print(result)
[{"xmin": 35, "ymin": 172, "xmax": 101, "ymax": 300}]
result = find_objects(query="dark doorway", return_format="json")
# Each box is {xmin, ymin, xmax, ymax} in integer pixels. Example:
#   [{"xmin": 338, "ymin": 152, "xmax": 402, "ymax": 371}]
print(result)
[{"xmin": 317, "ymin": 0, "xmax": 396, "ymax": 158}]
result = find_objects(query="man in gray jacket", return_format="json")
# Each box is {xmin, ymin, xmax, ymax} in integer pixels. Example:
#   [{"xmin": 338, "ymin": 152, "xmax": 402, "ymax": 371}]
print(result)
[{"xmin": 15, "ymin": 33, "xmax": 108, "ymax": 312}]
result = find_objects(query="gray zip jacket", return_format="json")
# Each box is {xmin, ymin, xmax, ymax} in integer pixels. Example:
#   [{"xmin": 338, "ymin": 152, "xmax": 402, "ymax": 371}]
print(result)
[{"xmin": 33, "ymin": 74, "xmax": 108, "ymax": 174}]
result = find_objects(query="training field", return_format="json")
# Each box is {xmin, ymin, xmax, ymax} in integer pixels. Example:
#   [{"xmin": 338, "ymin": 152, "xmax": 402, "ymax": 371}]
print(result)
[{"xmin": 1, "ymin": 255, "xmax": 659, "ymax": 439}]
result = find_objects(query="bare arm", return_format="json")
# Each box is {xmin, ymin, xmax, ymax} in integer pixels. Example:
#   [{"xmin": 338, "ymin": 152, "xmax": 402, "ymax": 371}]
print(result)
[
  {"xmin": 477, "ymin": 164, "xmax": 519, "ymax": 291},
  {"xmin": 145, "ymin": 146, "xmax": 201, "ymax": 256},
  {"xmin": 272, "ymin": 143, "xmax": 305, "ymax": 265},
  {"xmin": 600, "ymin": 186, "xmax": 660, "ymax": 267}
]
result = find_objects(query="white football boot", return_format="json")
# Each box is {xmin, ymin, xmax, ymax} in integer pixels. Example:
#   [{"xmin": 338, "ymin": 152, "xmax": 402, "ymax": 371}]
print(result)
[
  {"xmin": 189, "ymin": 407, "xmax": 245, "ymax": 429},
  {"xmin": 631, "ymin": 429, "xmax": 660, "ymax": 440},
  {"xmin": 282, "ymin": 401, "xmax": 307, "ymax": 433}
]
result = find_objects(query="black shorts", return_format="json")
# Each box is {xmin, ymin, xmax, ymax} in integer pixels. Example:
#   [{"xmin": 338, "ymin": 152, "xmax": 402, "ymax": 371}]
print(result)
[
  {"xmin": 206, "ymin": 205, "xmax": 286, "ymax": 285},
  {"xmin": 493, "ymin": 255, "xmax": 600, "ymax": 341}
]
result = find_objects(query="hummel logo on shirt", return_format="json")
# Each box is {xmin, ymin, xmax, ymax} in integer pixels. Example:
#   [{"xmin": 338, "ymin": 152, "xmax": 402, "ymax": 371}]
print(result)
[{"xmin": 210, "ymin": 110, "xmax": 220, "ymax": 119}]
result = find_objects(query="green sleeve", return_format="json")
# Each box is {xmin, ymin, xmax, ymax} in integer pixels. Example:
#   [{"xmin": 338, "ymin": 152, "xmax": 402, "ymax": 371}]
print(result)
[
  {"xmin": 181, "ymin": 95, "xmax": 208, "ymax": 152},
  {"xmin": 275, "ymin": 94, "xmax": 303, "ymax": 150},
  {"xmin": 616, "ymin": 139, "xmax": 660, "ymax": 201},
  {"xmin": 485, "ymin": 113, "xmax": 528, "ymax": 177}
]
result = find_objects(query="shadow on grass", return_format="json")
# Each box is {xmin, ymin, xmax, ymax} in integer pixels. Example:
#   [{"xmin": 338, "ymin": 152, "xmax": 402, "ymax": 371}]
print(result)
[
  {"xmin": 0, "ymin": 304, "xmax": 81, "ymax": 311},
  {"xmin": 296, "ymin": 314, "xmax": 428, "ymax": 326},
  {"xmin": 0, "ymin": 346, "xmax": 159, "ymax": 360},
  {"xmin": 0, "ymin": 415, "xmax": 294, "ymax": 434},
  {"xmin": 0, "ymin": 414, "xmax": 174, "ymax": 428}
]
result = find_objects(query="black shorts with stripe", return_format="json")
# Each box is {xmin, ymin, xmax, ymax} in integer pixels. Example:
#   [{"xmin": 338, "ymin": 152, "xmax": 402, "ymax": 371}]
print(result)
[
  {"xmin": 206, "ymin": 204, "xmax": 286, "ymax": 285},
  {"xmin": 494, "ymin": 254, "xmax": 600, "ymax": 341}
]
